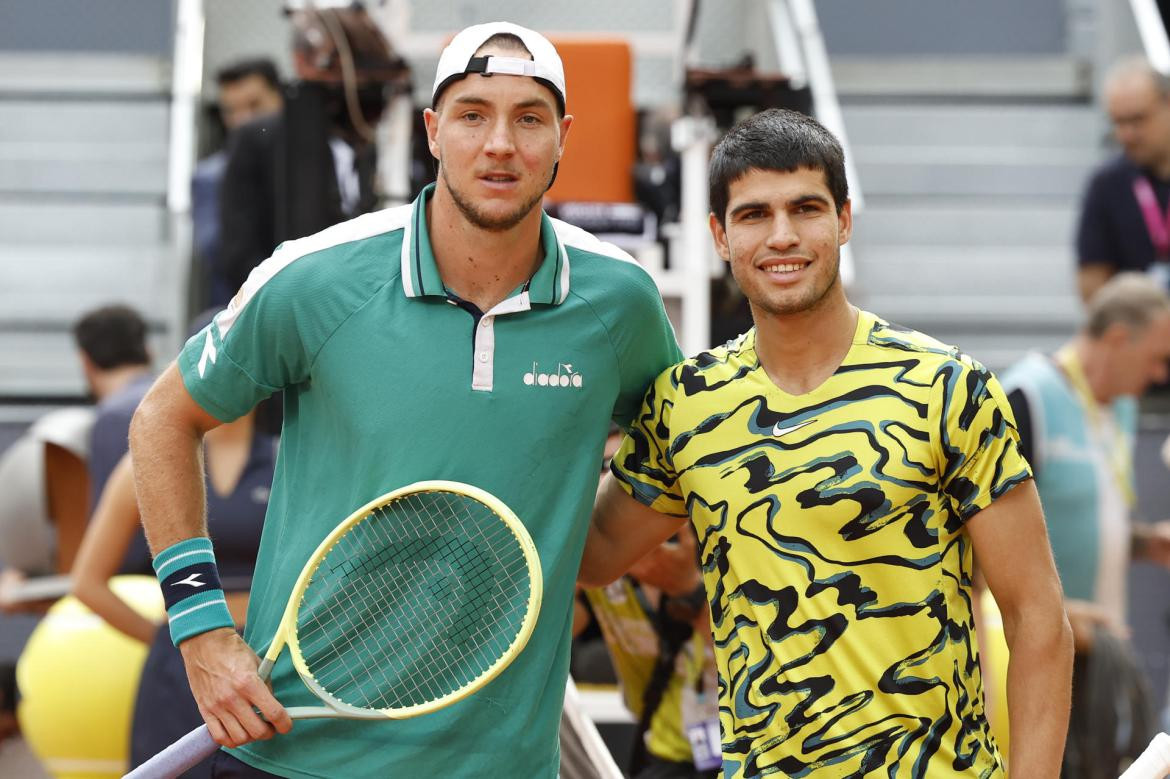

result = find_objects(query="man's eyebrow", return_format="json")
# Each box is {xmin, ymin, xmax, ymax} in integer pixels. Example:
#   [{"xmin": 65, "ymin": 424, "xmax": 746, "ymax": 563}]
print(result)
[
  {"xmin": 449, "ymin": 95, "xmax": 556, "ymax": 113},
  {"xmin": 513, "ymin": 97, "xmax": 555, "ymax": 112},
  {"xmin": 451, "ymin": 95, "xmax": 490, "ymax": 106},
  {"xmin": 788, "ymin": 193, "xmax": 831, "ymax": 207},
  {"xmin": 728, "ymin": 201, "xmax": 770, "ymax": 218}
]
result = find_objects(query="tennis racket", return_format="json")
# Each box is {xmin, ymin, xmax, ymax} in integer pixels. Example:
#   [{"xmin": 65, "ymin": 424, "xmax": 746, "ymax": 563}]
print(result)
[
  {"xmin": 1121, "ymin": 732, "xmax": 1170, "ymax": 778},
  {"xmin": 124, "ymin": 480, "xmax": 542, "ymax": 779}
]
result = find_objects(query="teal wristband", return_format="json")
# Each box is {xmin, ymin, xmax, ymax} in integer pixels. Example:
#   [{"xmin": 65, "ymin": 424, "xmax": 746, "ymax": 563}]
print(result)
[{"xmin": 153, "ymin": 537, "xmax": 235, "ymax": 647}]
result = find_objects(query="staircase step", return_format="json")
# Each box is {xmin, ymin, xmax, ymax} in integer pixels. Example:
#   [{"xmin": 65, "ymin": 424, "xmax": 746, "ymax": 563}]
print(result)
[
  {"xmin": 842, "ymin": 103, "xmax": 1105, "ymax": 149},
  {"xmin": 832, "ymin": 57, "xmax": 1091, "ymax": 100},
  {"xmin": 0, "ymin": 245, "xmax": 179, "ymax": 320},
  {"xmin": 0, "ymin": 330, "xmax": 171, "ymax": 399},
  {"xmin": 853, "ymin": 156, "xmax": 1096, "ymax": 197},
  {"xmin": 851, "ymin": 245, "xmax": 1077, "ymax": 295},
  {"xmin": 0, "ymin": 199, "xmax": 166, "ymax": 244},
  {"xmin": 854, "ymin": 200, "xmax": 1077, "ymax": 246}
]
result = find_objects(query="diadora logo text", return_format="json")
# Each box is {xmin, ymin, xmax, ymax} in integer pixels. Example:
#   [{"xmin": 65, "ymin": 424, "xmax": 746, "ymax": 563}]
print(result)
[{"xmin": 524, "ymin": 361, "xmax": 583, "ymax": 388}]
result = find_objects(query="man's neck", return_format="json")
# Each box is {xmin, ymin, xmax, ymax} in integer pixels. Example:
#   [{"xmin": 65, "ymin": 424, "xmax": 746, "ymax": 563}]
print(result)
[
  {"xmin": 752, "ymin": 289, "xmax": 858, "ymax": 396},
  {"xmin": 426, "ymin": 184, "xmax": 544, "ymax": 312},
  {"xmin": 1146, "ymin": 149, "xmax": 1170, "ymax": 180},
  {"xmin": 92, "ymin": 365, "xmax": 150, "ymax": 402},
  {"xmin": 1067, "ymin": 336, "xmax": 1114, "ymax": 405}
]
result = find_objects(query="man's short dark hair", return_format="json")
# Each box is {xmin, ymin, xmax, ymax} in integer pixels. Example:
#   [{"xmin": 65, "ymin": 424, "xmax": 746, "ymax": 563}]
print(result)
[
  {"xmin": 475, "ymin": 32, "xmax": 532, "ymax": 58},
  {"xmin": 216, "ymin": 58, "xmax": 281, "ymax": 91},
  {"xmin": 709, "ymin": 108, "xmax": 849, "ymax": 222},
  {"xmin": 72, "ymin": 305, "xmax": 149, "ymax": 370}
]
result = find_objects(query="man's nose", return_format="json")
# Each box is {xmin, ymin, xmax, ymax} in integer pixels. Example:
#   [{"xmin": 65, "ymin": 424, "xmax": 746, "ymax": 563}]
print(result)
[
  {"xmin": 484, "ymin": 118, "xmax": 516, "ymax": 156},
  {"xmin": 765, "ymin": 215, "xmax": 799, "ymax": 250}
]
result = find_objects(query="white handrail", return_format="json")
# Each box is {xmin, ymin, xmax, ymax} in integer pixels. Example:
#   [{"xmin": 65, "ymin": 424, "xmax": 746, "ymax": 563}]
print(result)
[
  {"xmin": 166, "ymin": 0, "xmax": 204, "ymax": 215},
  {"xmin": 164, "ymin": 0, "xmax": 204, "ymax": 355},
  {"xmin": 1129, "ymin": 0, "xmax": 1170, "ymax": 74}
]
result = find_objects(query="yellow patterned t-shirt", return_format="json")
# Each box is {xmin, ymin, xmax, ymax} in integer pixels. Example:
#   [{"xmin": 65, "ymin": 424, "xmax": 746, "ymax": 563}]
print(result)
[{"xmin": 611, "ymin": 310, "xmax": 1031, "ymax": 778}]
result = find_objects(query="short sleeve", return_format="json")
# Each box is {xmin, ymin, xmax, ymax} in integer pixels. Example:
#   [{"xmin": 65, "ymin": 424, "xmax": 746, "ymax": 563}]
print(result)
[
  {"xmin": 608, "ymin": 271, "xmax": 683, "ymax": 429},
  {"xmin": 177, "ymin": 255, "xmax": 315, "ymax": 423},
  {"xmin": 610, "ymin": 366, "xmax": 688, "ymax": 517},
  {"xmin": 1075, "ymin": 168, "xmax": 1118, "ymax": 269},
  {"xmin": 932, "ymin": 356, "xmax": 1033, "ymax": 524}
]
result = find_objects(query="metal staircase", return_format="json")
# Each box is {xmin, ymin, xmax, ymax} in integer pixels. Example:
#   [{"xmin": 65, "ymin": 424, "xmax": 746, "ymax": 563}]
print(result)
[
  {"xmin": 840, "ymin": 64, "xmax": 1104, "ymax": 371},
  {"xmin": 0, "ymin": 4, "xmax": 195, "ymax": 410}
]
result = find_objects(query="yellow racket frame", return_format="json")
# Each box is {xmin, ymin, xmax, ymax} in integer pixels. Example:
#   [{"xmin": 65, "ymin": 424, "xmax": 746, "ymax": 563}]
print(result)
[{"xmin": 256, "ymin": 480, "xmax": 543, "ymax": 720}]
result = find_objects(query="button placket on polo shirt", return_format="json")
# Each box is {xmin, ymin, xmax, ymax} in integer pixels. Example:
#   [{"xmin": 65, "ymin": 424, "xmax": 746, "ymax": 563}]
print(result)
[{"xmin": 471, "ymin": 292, "xmax": 531, "ymax": 392}]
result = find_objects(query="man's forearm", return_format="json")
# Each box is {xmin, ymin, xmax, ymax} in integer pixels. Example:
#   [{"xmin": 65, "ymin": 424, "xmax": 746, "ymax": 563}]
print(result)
[
  {"xmin": 1002, "ymin": 609, "xmax": 1073, "ymax": 775},
  {"xmin": 578, "ymin": 476, "xmax": 686, "ymax": 588},
  {"xmin": 128, "ymin": 397, "xmax": 209, "ymax": 553}
]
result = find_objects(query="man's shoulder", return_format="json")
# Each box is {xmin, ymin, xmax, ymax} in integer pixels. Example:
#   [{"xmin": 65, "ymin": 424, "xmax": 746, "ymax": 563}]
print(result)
[
  {"xmin": 213, "ymin": 207, "xmax": 411, "ymax": 345},
  {"xmin": 1087, "ymin": 153, "xmax": 1139, "ymax": 188},
  {"xmin": 861, "ymin": 313, "xmax": 988, "ymax": 377},
  {"xmin": 95, "ymin": 371, "xmax": 154, "ymax": 420},
  {"xmin": 241, "ymin": 206, "xmax": 410, "ymax": 289},
  {"xmin": 551, "ymin": 218, "xmax": 658, "ymax": 291},
  {"xmin": 657, "ymin": 331, "xmax": 756, "ymax": 401},
  {"xmin": 999, "ymin": 351, "xmax": 1058, "ymax": 392}
]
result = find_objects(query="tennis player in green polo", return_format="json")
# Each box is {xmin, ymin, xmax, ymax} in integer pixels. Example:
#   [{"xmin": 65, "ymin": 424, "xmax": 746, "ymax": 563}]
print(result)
[{"xmin": 129, "ymin": 22, "xmax": 681, "ymax": 778}]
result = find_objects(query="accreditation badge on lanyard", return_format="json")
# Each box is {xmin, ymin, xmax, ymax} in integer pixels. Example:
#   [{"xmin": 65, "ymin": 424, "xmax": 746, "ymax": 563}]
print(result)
[{"xmin": 1132, "ymin": 176, "xmax": 1170, "ymax": 289}]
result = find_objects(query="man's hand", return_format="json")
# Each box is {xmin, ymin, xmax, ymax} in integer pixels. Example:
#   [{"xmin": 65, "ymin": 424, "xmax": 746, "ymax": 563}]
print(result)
[
  {"xmin": 179, "ymin": 628, "xmax": 292, "ymax": 747},
  {"xmin": 627, "ymin": 530, "xmax": 701, "ymax": 597}
]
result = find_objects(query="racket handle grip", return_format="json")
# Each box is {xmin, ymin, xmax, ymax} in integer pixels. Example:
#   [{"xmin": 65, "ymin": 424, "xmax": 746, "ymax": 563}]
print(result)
[
  {"xmin": 1122, "ymin": 732, "xmax": 1170, "ymax": 778},
  {"xmin": 122, "ymin": 724, "xmax": 218, "ymax": 779}
]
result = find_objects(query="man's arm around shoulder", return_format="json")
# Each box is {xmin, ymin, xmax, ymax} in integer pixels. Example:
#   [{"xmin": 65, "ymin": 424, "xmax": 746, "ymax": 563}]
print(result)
[
  {"xmin": 130, "ymin": 363, "xmax": 291, "ymax": 747},
  {"xmin": 578, "ymin": 474, "xmax": 689, "ymax": 588},
  {"xmin": 966, "ymin": 480, "xmax": 1073, "ymax": 777}
]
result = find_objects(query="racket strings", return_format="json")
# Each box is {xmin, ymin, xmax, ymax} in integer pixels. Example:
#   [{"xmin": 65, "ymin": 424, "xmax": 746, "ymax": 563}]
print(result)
[{"xmin": 295, "ymin": 490, "xmax": 534, "ymax": 711}]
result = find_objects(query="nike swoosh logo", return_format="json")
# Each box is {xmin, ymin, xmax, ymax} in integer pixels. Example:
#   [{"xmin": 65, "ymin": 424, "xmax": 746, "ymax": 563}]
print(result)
[{"xmin": 772, "ymin": 419, "xmax": 815, "ymax": 437}]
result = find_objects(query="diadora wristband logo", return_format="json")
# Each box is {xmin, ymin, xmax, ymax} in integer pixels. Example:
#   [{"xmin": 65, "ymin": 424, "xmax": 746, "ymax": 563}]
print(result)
[{"xmin": 524, "ymin": 361, "xmax": 583, "ymax": 388}]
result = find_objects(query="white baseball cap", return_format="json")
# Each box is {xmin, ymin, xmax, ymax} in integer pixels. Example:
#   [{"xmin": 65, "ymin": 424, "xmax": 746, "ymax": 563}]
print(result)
[{"xmin": 431, "ymin": 22, "xmax": 566, "ymax": 112}]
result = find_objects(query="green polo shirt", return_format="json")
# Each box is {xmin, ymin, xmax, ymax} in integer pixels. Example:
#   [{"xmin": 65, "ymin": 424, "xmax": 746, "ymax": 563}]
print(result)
[{"xmin": 177, "ymin": 184, "xmax": 681, "ymax": 778}]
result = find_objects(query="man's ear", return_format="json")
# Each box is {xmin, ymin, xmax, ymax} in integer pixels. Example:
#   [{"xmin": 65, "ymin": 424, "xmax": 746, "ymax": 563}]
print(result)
[
  {"xmin": 708, "ymin": 213, "xmax": 731, "ymax": 263},
  {"xmin": 556, "ymin": 114, "xmax": 573, "ymax": 161},
  {"xmin": 422, "ymin": 107, "xmax": 441, "ymax": 161},
  {"xmin": 837, "ymin": 198, "xmax": 853, "ymax": 246},
  {"xmin": 1102, "ymin": 321, "xmax": 1132, "ymax": 347}
]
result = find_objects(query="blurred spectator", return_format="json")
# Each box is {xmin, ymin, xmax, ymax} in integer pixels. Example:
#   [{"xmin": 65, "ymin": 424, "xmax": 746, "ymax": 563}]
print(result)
[
  {"xmin": 217, "ymin": 4, "xmax": 410, "ymax": 299},
  {"xmin": 1000, "ymin": 272, "xmax": 1170, "ymax": 775},
  {"xmin": 193, "ymin": 58, "xmax": 284, "ymax": 307},
  {"xmin": 0, "ymin": 408, "xmax": 92, "ymax": 579},
  {"xmin": 1077, "ymin": 57, "xmax": 1170, "ymax": 302},
  {"xmin": 0, "ymin": 304, "xmax": 151, "ymax": 596},
  {"xmin": 0, "ymin": 304, "xmax": 150, "ymax": 751},
  {"xmin": 74, "ymin": 304, "xmax": 154, "ymax": 516}
]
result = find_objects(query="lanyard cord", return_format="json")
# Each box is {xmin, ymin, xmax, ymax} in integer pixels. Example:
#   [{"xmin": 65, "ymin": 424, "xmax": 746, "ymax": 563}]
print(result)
[
  {"xmin": 1133, "ymin": 176, "xmax": 1170, "ymax": 261},
  {"xmin": 1054, "ymin": 346, "xmax": 1136, "ymax": 507}
]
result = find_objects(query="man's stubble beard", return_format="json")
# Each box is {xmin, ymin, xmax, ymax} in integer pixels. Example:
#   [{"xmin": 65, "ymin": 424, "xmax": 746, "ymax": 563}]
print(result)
[
  {"xmin": 440, "ymin": 163, "xmax": 554, "ymax": 232},
  {"xmin": 736, "ymin": 249, "xmax": 842, "ymax": 318}
]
